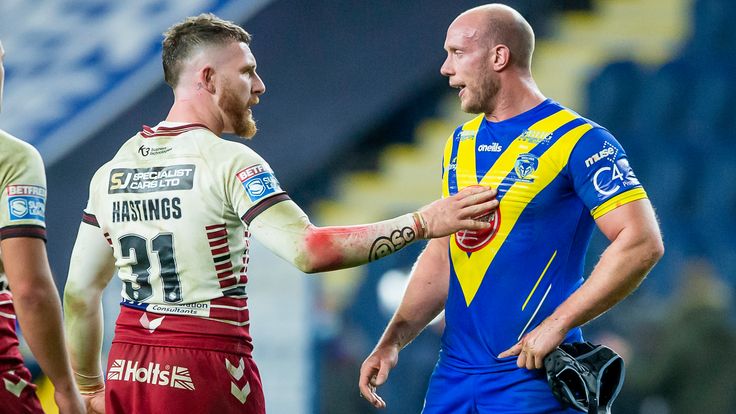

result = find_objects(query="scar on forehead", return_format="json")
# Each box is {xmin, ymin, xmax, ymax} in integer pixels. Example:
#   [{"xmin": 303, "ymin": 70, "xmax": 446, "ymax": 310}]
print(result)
[{"xmin": 459, "ymin": 27, "xmax": 481, "ymax": 41}]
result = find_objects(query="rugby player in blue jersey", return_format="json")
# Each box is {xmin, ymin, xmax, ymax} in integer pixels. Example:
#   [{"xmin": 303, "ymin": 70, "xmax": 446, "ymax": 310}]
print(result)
[{"xmin": 359, "ymin": 4, "xmax": 664, "ymax": 413}]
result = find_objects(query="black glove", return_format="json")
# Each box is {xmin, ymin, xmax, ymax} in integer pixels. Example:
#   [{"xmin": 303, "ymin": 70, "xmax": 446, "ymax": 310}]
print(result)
[{"xmin": 543, "ymin": 342, "xmax": 625, "ymax": 414}]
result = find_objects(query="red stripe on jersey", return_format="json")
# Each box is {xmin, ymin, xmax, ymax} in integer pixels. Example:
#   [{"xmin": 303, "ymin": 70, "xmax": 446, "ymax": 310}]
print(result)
[
  {"xmin": 211, "ymin": 297, "xmax": 248, "ymax": 307},
  {"xmin": 217, "ymin": 270, "xmax": 234, "ymax": 279},
  {"xmin": 156, "ymin": 123, "xmax": 209, "ymax": 131},
  {"xmin": 210, "ymin": 306, "xmax": 249, "ymax": 322},
  {"xmin": 0, "ymin": 225, "xmax": 46, "ymax": 241},
  {"xmin": 139, "ymin": 123, "xmax": 210, "ymax": 139},
  {"xmin": 214, "ymin": 262, "xmax": 232, "ymax": 272},
  {"xmin": 211, "ymin": 245, "xmax": 230, "ymax": 256},
  {"xmin": 241, "ymin": 193, "xmax": 291, "ymax": 225},
  {"xmin": 218, "ymin": 276, "xmax": 239, "ymax": 288},
  {"xmin": 207, "ymin": 229, "xmax": 227, "ymax": 240},
  {"xmin": 209, "ymin": 238, "xmax": 228, "ymax": 248},
  {"xmin": 82, "ymin": 211, "xmax": 100, "ymax": 227},
  {"xmin": 205, "ymin": 223, "xmax": 226, "ymax": 231}
]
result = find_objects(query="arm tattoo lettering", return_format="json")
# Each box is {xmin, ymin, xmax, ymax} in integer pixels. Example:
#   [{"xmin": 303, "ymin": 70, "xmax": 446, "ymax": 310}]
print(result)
[{"xmin": 368, "ymin": 226, "xmax": 417, "ymax": 262}]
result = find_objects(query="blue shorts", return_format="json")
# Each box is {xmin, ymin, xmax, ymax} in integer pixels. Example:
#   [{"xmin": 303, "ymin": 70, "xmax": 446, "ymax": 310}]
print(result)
[{"xmin": 422, "ymin": 363, "xmax": 578, "ymax": 414}]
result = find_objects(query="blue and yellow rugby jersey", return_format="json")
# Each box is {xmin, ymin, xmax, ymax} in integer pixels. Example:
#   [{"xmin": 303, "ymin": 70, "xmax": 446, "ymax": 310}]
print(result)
[{"xmin": 440, "ymin": 99, "xmax": 646, "ymax": 372}]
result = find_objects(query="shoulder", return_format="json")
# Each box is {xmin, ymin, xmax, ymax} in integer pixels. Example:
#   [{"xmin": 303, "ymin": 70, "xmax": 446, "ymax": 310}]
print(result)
[
  {"xmin": 0, "ymin": 130, "xmax": 44, "ymax": 168},
  {"xmin": 203, "ymin": 137, "xmax": 270, "ymax": 170}
]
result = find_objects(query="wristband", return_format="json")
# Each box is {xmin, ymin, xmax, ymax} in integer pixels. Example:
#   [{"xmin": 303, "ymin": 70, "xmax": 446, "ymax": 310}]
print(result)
[{"xmin": 412, "ymin": 212, "xmax": 428, "ymax": 239}]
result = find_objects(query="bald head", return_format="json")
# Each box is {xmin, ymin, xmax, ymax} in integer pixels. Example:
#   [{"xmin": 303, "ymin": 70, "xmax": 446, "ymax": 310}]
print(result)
[{"xmin": 454, "ymin": 4, "xmax": 535, "ymax": 70}]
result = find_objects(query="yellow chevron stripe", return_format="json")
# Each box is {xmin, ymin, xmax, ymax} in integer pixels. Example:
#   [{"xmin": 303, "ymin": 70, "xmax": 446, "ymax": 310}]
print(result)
[
  {"xmin": 451, "ymin": 120, "xmax": 592, "ymax": 306},
  {"xmin": 591, "ymin": 187, "xmax": 648, "ymax": 219},
  {"xmin": 522, "ymin": 250, "xmax": 557, "ymax": 311},
  {"xmin": 456, "ymin": 115, "xmax": 484, "ymax": 190},
  {"xmin": 442, "ymin": 133, "xmax": 454, "ymax": 198}
]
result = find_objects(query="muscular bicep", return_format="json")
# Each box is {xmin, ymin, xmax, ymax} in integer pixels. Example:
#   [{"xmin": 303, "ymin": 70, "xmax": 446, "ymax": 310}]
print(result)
[
  {"xmin": 402, "ymin": 236, "xmax": 450, "ymax": 311},
  {"xmin": 594, "ymin": 198, "xmax": 661, "ymax": 243},
  {"xmin": 66, "ymin": 222, "xmax": 116, "ymax": 296}
]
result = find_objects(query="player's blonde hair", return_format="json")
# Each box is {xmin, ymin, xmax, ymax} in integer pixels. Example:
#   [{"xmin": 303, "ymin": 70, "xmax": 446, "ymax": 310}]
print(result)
[{"xmin": 162, "ymin": 13, "xmax": 252, "ymax": 87}]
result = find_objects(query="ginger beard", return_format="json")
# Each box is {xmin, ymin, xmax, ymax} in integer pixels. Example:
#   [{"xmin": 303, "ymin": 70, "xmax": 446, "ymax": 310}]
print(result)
[{"xmin": 218, "ymin": 79, "xmax": 258, "ymax": 139}]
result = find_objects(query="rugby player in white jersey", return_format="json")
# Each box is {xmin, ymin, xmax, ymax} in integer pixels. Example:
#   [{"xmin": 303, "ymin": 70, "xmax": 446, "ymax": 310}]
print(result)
[
  {"xmin": 63, "ymin": 14, "xmax": 498, "ymax": 414},
  {"xmin": 0, "ymin": 40, "xmax": 84, "ymax": 414}
]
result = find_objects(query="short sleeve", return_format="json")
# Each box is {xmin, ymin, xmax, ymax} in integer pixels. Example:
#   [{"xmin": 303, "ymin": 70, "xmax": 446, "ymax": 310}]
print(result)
[
  {"xmin": 0, "ymin": 141, "xmax": 47, "ymax": 240},
  {"xmin": 568, "ymin": 128, "xmax": 647, "ymax": 219},
  {"xmin": 81, "ymin": 176, "xmax": 102, "ymax": 228},
  {"xmin": 222, "ymin": 145, "xmax": 290, "ymax": 226}
]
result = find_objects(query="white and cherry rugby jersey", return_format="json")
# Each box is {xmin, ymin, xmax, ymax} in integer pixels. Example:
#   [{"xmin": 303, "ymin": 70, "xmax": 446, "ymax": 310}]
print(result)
[{"xmin": 81, "ymin": 122, "xmax": 289, "ymax": 337}]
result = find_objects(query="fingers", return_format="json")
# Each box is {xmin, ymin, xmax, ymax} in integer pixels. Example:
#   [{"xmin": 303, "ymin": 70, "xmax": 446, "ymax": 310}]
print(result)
[
  {"xmin": 462, "ymin": 198, "xmax": 499, "ymax": 218},
  {"xmin": 533, "ymin": 352, "xmax": 545, "ymax": 370},
  {"xmin": 456, "ymin": 186, "xmax": 497, "ymax": 206},
  {"xmin": 359, "ymin": 360, "xmax": 387, "ymax": 409},
  {"xmin": 517, "ymin": 349, "xmax": 527, "ymax": 369},
  {"xmin": 499, "ymin": 341, "xmax": 545, "ymax": 370},
  {"xmin": 374, "ymin": 359, "xmax": 391, "ymax": 387},
  {"xmin": 498, "ymin": 342, "xmax": 522, "ymax": 359}
]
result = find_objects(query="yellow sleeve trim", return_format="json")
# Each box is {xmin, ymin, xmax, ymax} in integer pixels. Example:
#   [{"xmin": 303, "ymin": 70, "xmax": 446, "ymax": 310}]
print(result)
[{"xmin": 591, "ymin": 187, "xmax": 648, "ymax": 219}]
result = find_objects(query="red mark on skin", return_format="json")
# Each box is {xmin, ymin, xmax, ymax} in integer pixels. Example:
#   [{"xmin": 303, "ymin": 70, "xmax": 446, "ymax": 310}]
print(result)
[{"xmin": 303, "ymin": 225, "xmax": 371, "ymax": 272}]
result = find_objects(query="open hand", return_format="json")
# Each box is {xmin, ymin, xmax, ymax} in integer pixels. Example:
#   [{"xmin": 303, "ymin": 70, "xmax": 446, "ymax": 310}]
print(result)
[{"xmin": 418, "ymin": 186, "xmax": 498, "ymax": 238}]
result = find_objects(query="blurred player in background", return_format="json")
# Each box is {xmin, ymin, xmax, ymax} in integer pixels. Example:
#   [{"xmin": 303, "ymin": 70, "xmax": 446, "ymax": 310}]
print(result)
[
  {"xmin": 359, "ymin": 4, "xmax": 664, "ymax": 413},
  {"xmin": 63, "ymin": 14, "xmax": 497, "ymax": 414},
  {"xmin": 0, "ymin": 40, "xmax": 84, "ymax": 414}
]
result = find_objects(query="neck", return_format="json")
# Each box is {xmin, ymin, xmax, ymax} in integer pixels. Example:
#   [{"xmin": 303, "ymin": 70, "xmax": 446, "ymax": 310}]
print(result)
[
  {"xmin": 484, "ymin": 72, "xmax": 545, "ymax": 123},
  {"xmin": 165, "ymin": 91, "xmax": 224, "ymax": 136}
]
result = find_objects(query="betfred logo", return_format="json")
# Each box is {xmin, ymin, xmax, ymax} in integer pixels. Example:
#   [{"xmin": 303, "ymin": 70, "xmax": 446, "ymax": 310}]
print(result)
[
  {"xmin": 236, "ymin": 164, "xmax": 265, "ymax": 182},
  {"xmin": 455, "ymin": 209, "xmax": 501, "ymax": 253},
  {"xmin": 107, "ymin": 359, "xmax": 195, "ymax": 390}
]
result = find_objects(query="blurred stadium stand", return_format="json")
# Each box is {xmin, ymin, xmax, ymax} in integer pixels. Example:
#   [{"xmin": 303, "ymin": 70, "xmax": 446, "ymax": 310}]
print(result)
[{"xmin": 1, "ymin": 0, "xmax": 735, "ymax": 412}]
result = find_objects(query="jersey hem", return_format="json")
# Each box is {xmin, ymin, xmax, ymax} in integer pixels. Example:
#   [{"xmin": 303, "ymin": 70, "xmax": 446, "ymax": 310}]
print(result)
[
  {"xmin": 590, "ymin": 187, "xmax": 648, "ymax": 219},
  {"xmin": 0, "ymin": 225, "xmax": 47, "ymax": 241}
]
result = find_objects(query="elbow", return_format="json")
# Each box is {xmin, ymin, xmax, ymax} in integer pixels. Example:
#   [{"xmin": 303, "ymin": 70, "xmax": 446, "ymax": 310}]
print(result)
[
  {"xmin": 13, "ymin": 285, "xmax": 57, "ymax": 311},
  {"xmin": 294, "ymin": 257, "xmax": 320, "ymax": 274},
  {"xmin": 63, "ymin": 281, "xmax": 94, "ymax": 313},
  {"xmin": 293, "ymin": 226, "xmax": 345, "ymax": 274},
  {"xmin": 640, "ymin": 233, "xmax": 665, "ymax": 270}
]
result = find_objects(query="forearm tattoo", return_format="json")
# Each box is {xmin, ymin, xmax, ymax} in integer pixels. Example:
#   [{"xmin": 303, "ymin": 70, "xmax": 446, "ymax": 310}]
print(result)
[{"xmin": 368, "ymin": 226, "xmax": 417, "ymax": 262}]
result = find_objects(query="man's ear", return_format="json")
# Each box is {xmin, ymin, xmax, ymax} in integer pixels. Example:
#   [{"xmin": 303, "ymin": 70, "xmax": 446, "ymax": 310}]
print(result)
[
  {"xmin": 200, "ymin": 66, "xmax": 216, "ymax": 94},
  {"xmin": 491, "ymin": 44, "xmax": 511, "ymax": 72}
]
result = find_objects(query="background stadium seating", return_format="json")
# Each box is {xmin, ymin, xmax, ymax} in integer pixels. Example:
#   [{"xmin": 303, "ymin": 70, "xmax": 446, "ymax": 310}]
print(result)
[{"xmin": 2, "ymin": 0, "xmax": 734, "ymax": 412}]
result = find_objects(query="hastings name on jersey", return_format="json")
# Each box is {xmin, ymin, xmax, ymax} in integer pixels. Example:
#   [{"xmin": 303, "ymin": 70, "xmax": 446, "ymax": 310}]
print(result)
[
  {"xmin": 109, "ymin": 164, "xmax": 195, "ymax": 194},
  {"xmin": 112, "ymin": 197, "xmax": 182, "ymax": 223}
]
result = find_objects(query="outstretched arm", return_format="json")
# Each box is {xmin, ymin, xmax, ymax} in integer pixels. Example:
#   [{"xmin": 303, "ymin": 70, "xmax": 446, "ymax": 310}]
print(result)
[
  {"xmin": 63, "ymin": 221, "xmax": 116, "ymax": 412},
  {"xmin": 1, "ymin": 237, "xmax": 84, "ymax": 413},
  {"xmin": 499, "ymin": 199, "xmax": 664, "ymax": 369},
  {"xmin": 248, "ymin": 186, "xmax": 497, "ymax": 273},
  {"xmin": 358, "ymin": 236, "xmax": 451, "ymax": 409}
]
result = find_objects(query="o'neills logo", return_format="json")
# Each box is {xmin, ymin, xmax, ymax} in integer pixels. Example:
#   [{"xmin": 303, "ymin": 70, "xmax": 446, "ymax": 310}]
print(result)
[{"xmin": 107, "ymin": 359, "xmax": 195, "ymax": 390}]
